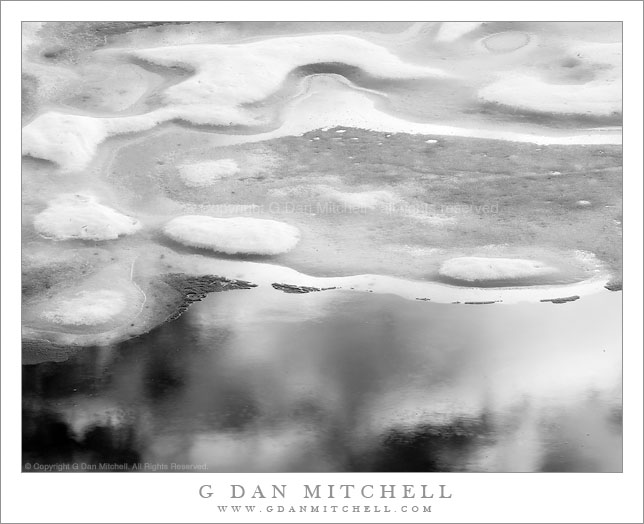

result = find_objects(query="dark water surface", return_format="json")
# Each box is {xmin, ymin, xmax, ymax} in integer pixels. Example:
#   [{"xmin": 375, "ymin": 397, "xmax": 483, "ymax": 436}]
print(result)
[{"xmin": 23, "ymin": 289, "xmax": 621, "ymax": 472}]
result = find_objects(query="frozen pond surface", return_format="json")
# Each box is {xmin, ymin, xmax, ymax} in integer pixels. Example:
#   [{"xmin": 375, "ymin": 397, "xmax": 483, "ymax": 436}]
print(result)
[
  {"xmin": 23, "ymin": 288, "xmax": 621, "ymax": 472},
  {"xmin": 21, "ymin": 22, "xmax": 623, "ymax": 472}
]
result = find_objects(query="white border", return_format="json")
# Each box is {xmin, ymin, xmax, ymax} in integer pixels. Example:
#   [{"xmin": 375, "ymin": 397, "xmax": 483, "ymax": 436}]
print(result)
[{"xmin": 2, "ymin": 2, "xmax": 642, "ymax": 523}]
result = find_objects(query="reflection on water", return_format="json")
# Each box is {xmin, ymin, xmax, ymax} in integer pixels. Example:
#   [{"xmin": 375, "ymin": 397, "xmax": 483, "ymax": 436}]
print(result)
[{"xmin": 23, "ymin": 288, "xmax": 621, "ymax": 472}]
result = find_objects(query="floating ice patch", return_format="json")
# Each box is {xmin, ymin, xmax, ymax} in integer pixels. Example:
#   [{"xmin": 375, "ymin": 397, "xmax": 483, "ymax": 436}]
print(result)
[
  {"xmin": 164, "ymin": 215, "xmax": 301, "ymax": 255},
  {"xmin": 178, "ymin": 159, "xmax": 241, "ymax": 187},
  {"xmin": 41, "ymin": 290, "xmax": 128, "ymax": 326},
  {"xmin": 439, "ymin": 257, "xmax": 557, "ymax": 282},
  {"xmin": 34, "ymin": 194, "xmax": 141, "ymax": 241}
]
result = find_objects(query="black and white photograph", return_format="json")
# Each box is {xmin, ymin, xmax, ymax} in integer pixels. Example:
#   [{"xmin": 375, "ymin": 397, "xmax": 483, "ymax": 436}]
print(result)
[{"xmin": 2, "ymin": 2, "xmax": 643, "ymax": 523}]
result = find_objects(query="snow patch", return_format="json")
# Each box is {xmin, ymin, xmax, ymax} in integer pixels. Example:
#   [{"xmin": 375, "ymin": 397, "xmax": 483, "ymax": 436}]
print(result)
[
  {"xmin": 34, "ymin": 193, "xmax": 141, "ymax": 241},
  {"xmin": 164, "ymin": 215, "xmax": 300, "ymax": 255}
]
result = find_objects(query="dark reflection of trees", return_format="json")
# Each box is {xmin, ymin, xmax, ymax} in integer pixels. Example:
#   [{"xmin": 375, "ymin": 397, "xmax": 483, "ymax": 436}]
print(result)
[
  {"xmin": 23, "ymin": 408, "xmax": 141, "ymax": 469},
  {"xmin": 355, "ymin": 414, "xmax": 495, "ymax": 472},
  {"xmin": 22, "ymin": 304, "xmax": 260, "ymax": 466},
  {"xmin": 130, "ymin": 319, "xmax": 195, "ymax": 402},
  {"xmin": 23, "ymin": 408, "xmax": 77, "ymax": 466},
  {"xmin": 143, "ymin": 361, "xmax": 185, "ymax": 400},
  {"xmin": 123, "ymin": 312, "xmax": 260, "ymax": 430},
  {"xmin": 81, "ymin": 425, "xmax": 141, "ymax": 465},
  {"xmin": 23, "ymin": 350, "xmax": 111, "ymax": 400}
]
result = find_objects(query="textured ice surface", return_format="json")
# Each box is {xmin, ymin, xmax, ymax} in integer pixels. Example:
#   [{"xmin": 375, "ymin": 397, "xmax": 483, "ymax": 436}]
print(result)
[
  {"xmin": 21, "ymin": 25, "xmax": 622, "ymax": 171},
  {"xmin": 178, "ymin": 159, "xmax": 240, "ymax": 187},
  {"xmin": 479, "ymin": 72, "xmax": 621, "ymax": 115},
  {"xmin": 439, "ymin": 257, "xmax": 557, "ymax": 282},
  {"xmin": 128, "ymin": 34, "xmax": 447, "ymax": 120},
  {"xmin": 478, "ymin": 42, "xmax": 621, "ymax": 115},
  {"xmin": 40, "ymin": 289, "xmax": 127, "ymax": 326},
  {"xmin": 435, "ymin": 22, "xmax": 484, "ymax": 42},
  {"xmin": 22, "ymin": 33, "xmax": 446, "ymax": 170}
]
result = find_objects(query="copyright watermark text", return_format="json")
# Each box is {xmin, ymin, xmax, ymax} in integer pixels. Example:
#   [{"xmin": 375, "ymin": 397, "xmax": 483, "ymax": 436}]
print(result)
[{"xmin": 23, "ymin": 462, "xmax": 207, "ymax": 472}]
